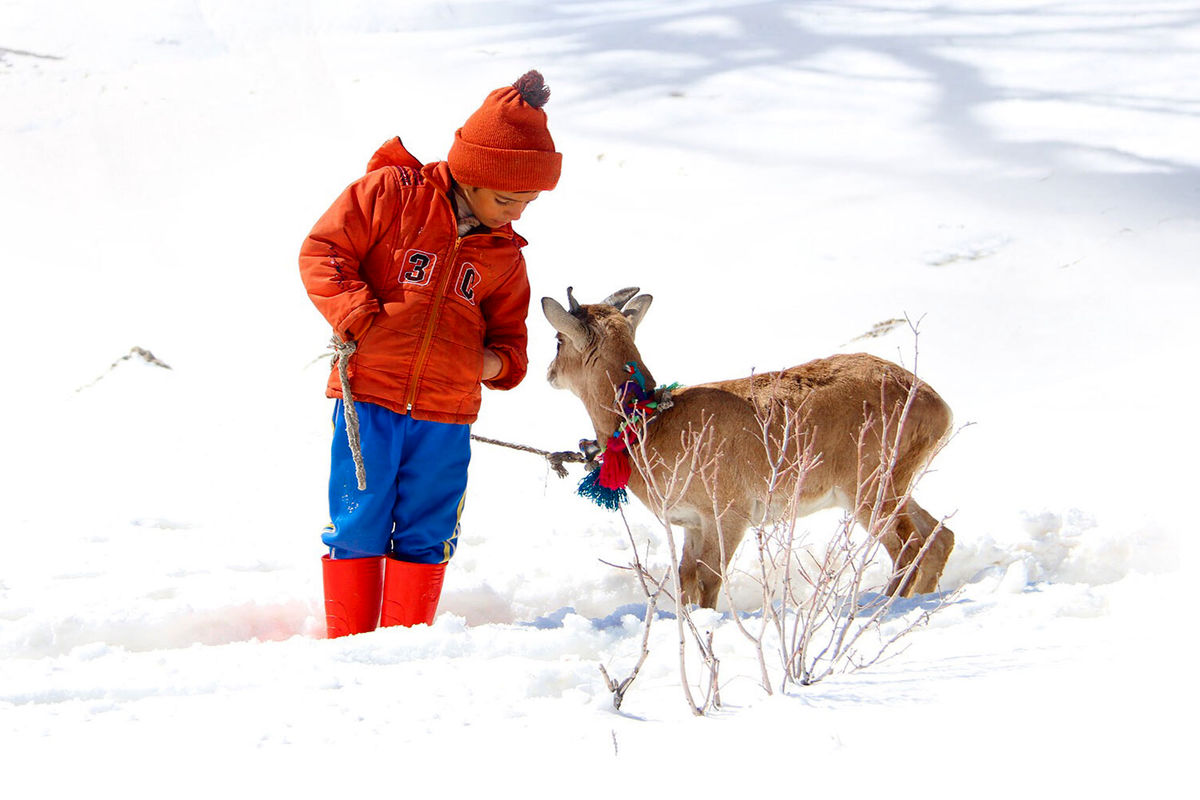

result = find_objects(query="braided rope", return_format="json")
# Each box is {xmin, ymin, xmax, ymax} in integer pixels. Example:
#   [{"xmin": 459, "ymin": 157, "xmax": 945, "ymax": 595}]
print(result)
[
  {"xmin": 469, "ymin": 434, "xmax": 588, "ymax": 478},
  {"xmin": 330, "ymin": 336, "xmax": 367, "ymax": 491}
]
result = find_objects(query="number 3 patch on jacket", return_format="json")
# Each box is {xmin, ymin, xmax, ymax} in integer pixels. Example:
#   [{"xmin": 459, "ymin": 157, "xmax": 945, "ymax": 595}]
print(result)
[{"xmin": 400, "ymin": 249, "xmax": 437, "ymax": 287}]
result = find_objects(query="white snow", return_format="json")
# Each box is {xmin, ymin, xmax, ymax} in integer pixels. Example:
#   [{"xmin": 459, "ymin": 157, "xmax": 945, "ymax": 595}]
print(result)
[{"xmin": 2, "ymin": 1, "xmax": 1196, "ymax": 795}]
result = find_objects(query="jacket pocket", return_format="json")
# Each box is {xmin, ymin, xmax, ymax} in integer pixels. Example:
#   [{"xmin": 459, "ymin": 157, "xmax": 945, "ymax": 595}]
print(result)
[{"xmin": 352, "ymin": 302, "xmax": 418, "ymax": 379}]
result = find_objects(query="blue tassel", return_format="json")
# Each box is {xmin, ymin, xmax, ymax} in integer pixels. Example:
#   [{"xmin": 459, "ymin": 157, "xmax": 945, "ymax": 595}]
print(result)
[{"xmin": 577, "ymin": 468, "xmax": 627, "ymax": 510}]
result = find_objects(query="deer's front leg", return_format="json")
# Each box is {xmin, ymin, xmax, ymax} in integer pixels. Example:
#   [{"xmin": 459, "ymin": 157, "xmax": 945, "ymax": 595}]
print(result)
[{"xmin": 679, "ymin": 524, "xmax": 724, "ymax": 609}]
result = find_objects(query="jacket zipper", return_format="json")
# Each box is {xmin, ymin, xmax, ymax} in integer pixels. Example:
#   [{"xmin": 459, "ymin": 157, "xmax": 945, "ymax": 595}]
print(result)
[{"xmin": 405, "ymin": 234, "xmax": 462, "ymax": 413}]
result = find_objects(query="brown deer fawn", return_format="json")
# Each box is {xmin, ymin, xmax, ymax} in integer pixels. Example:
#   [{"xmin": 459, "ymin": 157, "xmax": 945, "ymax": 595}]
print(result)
[{"xmin": 542, "ymin": 287, "xmax": 955, "ymax": 609}]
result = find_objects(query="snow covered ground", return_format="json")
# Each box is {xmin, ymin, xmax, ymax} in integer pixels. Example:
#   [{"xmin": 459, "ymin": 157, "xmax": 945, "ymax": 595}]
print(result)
[{"xmin": 2, "ymin": 1, "xmax": 1196, "ymax": 795}]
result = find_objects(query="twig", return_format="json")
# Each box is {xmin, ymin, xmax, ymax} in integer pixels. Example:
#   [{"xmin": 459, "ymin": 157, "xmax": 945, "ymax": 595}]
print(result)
[
  {"xmin": 76, "ymin": 346, "xmax": 172, "ymax": 392},
  {"xmin": 599, "ymin": 592, "xmax": 659, "ymax": 711}
]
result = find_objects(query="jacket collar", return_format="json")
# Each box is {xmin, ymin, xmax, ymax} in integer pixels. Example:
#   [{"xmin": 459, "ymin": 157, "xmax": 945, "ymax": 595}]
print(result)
[{"xmin": 422, "ymin": 162, "xmax": 525, "ymax": 244}]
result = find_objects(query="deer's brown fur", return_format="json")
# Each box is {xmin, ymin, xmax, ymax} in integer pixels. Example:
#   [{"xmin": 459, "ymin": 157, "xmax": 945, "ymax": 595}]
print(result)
[{"xmin": 543, "ymin": 288, "xmax": 955, "ymax": 609}]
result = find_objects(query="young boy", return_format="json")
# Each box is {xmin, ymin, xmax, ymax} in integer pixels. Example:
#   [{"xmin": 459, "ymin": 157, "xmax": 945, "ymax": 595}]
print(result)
[{"xmin": 299, "ymin": 71, "xmax": 561, "ymax": 638}]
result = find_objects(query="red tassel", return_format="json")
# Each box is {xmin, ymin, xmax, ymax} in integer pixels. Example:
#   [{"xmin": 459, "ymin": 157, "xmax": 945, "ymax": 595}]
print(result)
[{"xmin": 598, "ymin": 447, "xmax": 632, "ymax": 491}]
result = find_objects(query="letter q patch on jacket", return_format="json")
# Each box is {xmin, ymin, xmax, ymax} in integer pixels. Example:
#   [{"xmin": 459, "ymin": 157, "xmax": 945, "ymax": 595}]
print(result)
[
  {"xmin": 455, "ymin": 263, "xmax": 481, "ymax": 306},
  {"xmin": 400, "ymin": 249, "xmax": 437, "ymax": 287}
]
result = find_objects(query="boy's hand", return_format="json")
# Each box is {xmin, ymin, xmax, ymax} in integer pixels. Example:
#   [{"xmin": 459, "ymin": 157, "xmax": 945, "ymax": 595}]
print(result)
[{"xmin": 482, "ymin": 349, "xmax": 503, "ymax": 381}]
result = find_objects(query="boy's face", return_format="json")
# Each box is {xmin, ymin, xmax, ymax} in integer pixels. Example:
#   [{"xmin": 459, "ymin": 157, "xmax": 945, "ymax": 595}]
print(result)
[{"xmin": 460, "ymin": 185, "xmax": 541, "ymax": 229}]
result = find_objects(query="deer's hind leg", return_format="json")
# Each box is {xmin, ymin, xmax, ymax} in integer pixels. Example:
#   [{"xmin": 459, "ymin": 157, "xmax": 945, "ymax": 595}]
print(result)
[
  {"xmin": 864, "ymin": 498, "xmax": 953, "ymax": 597},
  {"xmin": 904, "ymin": 499, "xmax": 954, "ymax": 594}
]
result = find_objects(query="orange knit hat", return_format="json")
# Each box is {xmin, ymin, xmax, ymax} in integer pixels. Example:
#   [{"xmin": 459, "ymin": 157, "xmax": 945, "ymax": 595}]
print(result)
[{"xmin": 448, "ymin": 70, "xmax": 562, "ymax": 192}]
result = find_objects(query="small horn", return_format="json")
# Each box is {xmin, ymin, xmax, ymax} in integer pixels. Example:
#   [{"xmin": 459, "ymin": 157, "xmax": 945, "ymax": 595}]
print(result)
[
  {"xmin": 566, "ymin": 286, "xmax": 581, "ymax": 314},
  {"xmin": 602, "ymin": 287, "xmax": 640, "ymax": 310}
]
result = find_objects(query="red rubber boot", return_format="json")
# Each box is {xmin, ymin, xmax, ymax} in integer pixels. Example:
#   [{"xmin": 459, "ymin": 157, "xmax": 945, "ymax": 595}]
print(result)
[
  {"xmin": 321, "ymin": 554, "xmax": 384, "ymax": 638},
  {"xmin": 380, "ymin": 558, "xmax": 446, "ymax": 627}
]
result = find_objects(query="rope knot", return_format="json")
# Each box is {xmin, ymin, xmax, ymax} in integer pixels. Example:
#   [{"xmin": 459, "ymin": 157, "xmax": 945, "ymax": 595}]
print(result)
[{"xmin": 329, "ymin": 336, "xmax": 357, "ymax": 360}]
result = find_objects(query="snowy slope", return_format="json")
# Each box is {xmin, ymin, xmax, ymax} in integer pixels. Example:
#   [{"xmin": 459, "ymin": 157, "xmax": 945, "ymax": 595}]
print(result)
[{"xmin": 2, "ymin": 1, "xmax": 1196, "ymax": 795}]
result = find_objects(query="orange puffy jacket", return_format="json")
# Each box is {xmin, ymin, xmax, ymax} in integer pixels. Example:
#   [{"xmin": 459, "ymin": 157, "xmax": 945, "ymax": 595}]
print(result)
[{"xmin": 299, "ymin": 138, "xmax": 531, "ymax": 425}]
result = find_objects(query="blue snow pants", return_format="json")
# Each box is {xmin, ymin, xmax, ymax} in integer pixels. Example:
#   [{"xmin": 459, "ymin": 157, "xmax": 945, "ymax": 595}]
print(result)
[{"xmin": 323, "ymin": 399, "xmax": 471, "ymax": 564}]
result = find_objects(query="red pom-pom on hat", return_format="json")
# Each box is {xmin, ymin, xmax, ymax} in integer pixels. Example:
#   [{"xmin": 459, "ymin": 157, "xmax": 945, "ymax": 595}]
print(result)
[{"xmin": 512, "ymin": 70, "xmax": 551, "ymax": 109}]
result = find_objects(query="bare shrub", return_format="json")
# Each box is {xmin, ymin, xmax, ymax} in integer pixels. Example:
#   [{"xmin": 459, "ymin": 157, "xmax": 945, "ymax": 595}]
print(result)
[{"xmin": 601, "ymin": 328, "xmax": 961, "ymax": 709}]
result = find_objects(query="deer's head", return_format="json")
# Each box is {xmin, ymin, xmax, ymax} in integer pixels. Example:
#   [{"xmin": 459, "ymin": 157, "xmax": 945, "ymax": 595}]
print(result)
[{"xmin": 541, "ymin": 287, "xmax": 654, "ymax": 398}]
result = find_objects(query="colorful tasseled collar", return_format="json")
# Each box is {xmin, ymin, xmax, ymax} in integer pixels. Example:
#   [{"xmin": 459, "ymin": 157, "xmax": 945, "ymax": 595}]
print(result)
[{"xmin": 577, "ymin": 362, "xmax": 681, "ymax": 509}]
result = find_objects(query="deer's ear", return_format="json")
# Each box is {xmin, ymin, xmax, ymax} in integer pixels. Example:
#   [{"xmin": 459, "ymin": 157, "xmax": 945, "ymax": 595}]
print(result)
[
  {"xmin": 623, "ymin": 294, "xmax": 653, "ymax": 334},
  {"xmin": 542, "ymin": 297, "xmax": 589, "ymax": 350}
]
